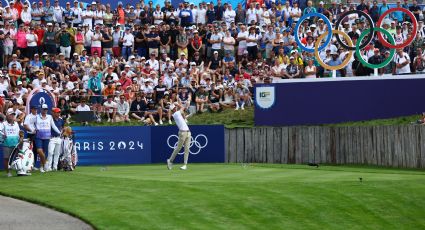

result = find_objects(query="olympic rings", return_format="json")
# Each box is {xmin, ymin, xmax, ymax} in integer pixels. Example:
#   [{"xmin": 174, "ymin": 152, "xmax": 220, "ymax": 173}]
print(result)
[
  {"xmin": 356, "ymin": 27, "xmax": 396, "ymax": 69},
  {"xmin": 335, "ymin": 10, "xmax": 374, "ymax": 50},
  {"xmin": 314, "ymin": 30, "xmax": 354, "ymax": 71},
  {"xmin": 376, "ymin": 7, "xmax": 418, "ymax": 49},
  {"xmin": 294, "ymin": 12, "xmax": 332, "ymax": 53}
]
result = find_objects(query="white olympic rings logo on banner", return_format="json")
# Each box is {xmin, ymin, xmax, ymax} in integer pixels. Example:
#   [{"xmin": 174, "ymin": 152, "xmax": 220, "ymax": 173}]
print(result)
[{"xmin": 166, "ymin": 134, "xmax": 208, "ymax": 155}]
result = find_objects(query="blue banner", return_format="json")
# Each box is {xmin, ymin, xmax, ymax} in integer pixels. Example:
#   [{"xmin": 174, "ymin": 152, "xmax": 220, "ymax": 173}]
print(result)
[
  {"xmin": 151, "ymin": 125, "xmax": 225, "ymax": 164},
  {"xmin": 255, "ymin": 77, "xmax": 425, "ymax": 126},
  {"xmin": 0, "ymin": 125, "xmax": 224, "ymax": 169},
  {"xmin": 73, "ymin": 126, "xmax": 152, "ymax": 165}
]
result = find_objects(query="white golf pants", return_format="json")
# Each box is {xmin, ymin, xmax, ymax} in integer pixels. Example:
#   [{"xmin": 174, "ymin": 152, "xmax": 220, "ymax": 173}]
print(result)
[{"xmin": 47, "ymin": 137, "xmax": 62, "ymax": 170}]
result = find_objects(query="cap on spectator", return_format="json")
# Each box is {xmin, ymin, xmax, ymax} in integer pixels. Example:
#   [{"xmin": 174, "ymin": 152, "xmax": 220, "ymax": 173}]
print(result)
[
  {"xmin": 150, "ymin": 71, "xmax": 157, "ymax": 75},
  {"xmin": 91, "ymin": 1, "xmax": 96, "ymax": 4},
  {"xmin": 150, "ymin": 25, "xmax": 156, "ymax": 29},
  {"xmin": 46, "ymin": 22, "xmax": 53, "ymax": 26},
  {"xmin": 180, "ymin": 52, "xmax": 186, "ymax": 56},
  {"xmin": 319, "ymin": 1, "xmax": 324, "ymax": 4},
  {"xmin": 214, "ymin": 51, "xmax": 218, "ymax": 54},
  {"xmin": 6, "ymin": 108, "xmax": 15, "ymax": 115},
  {"xmin": 385, "ymin": 50, "xmax": 390, "ymax": 54},
  {"xmin": 374, "ymin": 48, "xmax": 380, "ymax": 52},
  {"xmin": 17, "ymin": 81, "xmax": 22, "ymax": 85},
  {"xmin": 130, "ymin": 5, "xmax": 134, "ymax": 8},
  {"xmin": 129, "ymin": 55, "xmax": 135, "ymax": 59},
  {"xmin": 52, "ymin": 108, "xmax": 61, "ymax": 113},
  {"xmin": 41, "ymin": 104, "xmax": 48, "ymax": 109},
  {"xmin": 59, "ymin": 53, "xmax": 64, "ymax": 56},
  {"xmin": 116, "ymin": 82, "xmax": 122, "ymax": 86},
  {"xmin": 34, "ymin": 53, "xmax": 39, "ymax": 57},
  {"xmin": 141, "ymin": 56, "xmax": 146, "ymax": 60},
  {"xmin": 310, "ymin": 24, "xmax": 316, "ymax": 28},
  {"xmin": 331, "ymin": 51, "xmax": 338, "ymax": 55},
  {"xmin": 193, "ymin": 30, "xmax": 198, "ymax": 33},
  {"xmin": 391, "ymin": 21, "xmax": 396, "ymax": 24},
  {"xmin": 289, "ymin": 56, "xmax": 295, "ymax": 60},
  {"xmin": 125, "ymin": 64, "xmax": 130, "ymax": 68},
  {"xmin": 190, "ymin": 62, "xmax": 196, "ymax": 66},
  {"xmin": 41, "ymin": 79, "xmax": 47, "ymax": 83},
  {"xmin": 42, "ymin": 52, "xmax": 48, "ymax": 56},
  {"xmin": 38, "ymin": 72, "xmax": 45, "ymax": 76},
  {"xmin": 166, "ymin": 57, "xmax": 171, "ymax": 61}
]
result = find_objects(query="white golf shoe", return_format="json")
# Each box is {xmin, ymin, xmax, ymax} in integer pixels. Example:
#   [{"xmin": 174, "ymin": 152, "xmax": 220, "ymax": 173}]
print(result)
[
  {"xmin": 180, "ymin": 165, "xmax": 187, "ymax": 170},
  {"xmin": 167, "ymin": 159, "xmax": 173, "ymax": 170}
]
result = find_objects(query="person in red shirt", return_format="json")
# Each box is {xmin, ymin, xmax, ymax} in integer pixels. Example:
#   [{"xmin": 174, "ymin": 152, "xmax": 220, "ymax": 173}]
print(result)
[
  {"xmin": 34, "ymin": 23, "xmax": 45, "ymax": 48},
  {"xmin": 13, "ymin": 0, "xmax": 24, "ymax": 20},
  {"xmin": 190, "ymin": 30, "xmax": 202, "ymax": 58},
  {"xmin": 118, "ymin": 71, "xmax": 132, "ymax": 89}
]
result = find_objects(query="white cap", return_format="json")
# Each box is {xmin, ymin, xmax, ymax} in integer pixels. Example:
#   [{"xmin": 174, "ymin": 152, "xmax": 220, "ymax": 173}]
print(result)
[
  {"xmin": 73, "ymin": 53, "xmax": 78, "ymax": 56},
  {"xmin": 190, "ymin": 62, "xmax": 196, "ymax": 66},
  {"xmin": 166, "ymin": 57, "xmax": 171, "ymax": 61},
  {"xmin": 6, "ymin": 108, "xmax": 15, "ymax": 115},
  {"xmin": 214, "ymin": 51, "xmax": 218, "ymax": 54},
  {"xmin": 319, "ymin": 1, "xmax": 324, "ymax": 4},
  {"xmin": 41, "ymin": 104, "xmax": 48, "ymax": 109},
  {"xmin": 125, "ymin": 64, "xmax": 130, "ymax": 68},
  {"xmin": 46, "ymin": 23, "xmax": 53, "ymax": 26},
  {"xmin": 17, "ymin": 81, "xmax": 22, "ymax": 85},
  {"xmin": 180, "ymin": 52, "xmax": 186, "ymax": 56},
  {"xmin": 129, "ymin": 55, "xmax": 135, "ymax": 59},
  {"xmin": 42, "ymin": 52, "xmax": 48, "ymax": 56},
  {"xmin": 41, "ymin": 79, "xmax": 47, "ymax": 83}
]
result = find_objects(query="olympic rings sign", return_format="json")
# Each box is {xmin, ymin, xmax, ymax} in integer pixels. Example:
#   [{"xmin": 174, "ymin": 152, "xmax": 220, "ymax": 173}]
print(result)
[
  {"xmin": 293, "ymin": 8, "xmax": 418, "ymax": 71},
  {"xmin": 167, "ymin": 134, "xmax": 208, "ymax": 155}
]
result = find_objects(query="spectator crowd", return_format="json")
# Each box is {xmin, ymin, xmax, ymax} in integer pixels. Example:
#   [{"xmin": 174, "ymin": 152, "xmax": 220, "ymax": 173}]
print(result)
[{"xmin": 0, "ymin": 0, "xmax": 423, "ymax": 125}]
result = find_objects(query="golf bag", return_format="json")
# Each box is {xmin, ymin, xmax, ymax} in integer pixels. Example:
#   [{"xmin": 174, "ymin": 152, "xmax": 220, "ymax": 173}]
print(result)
[
  {"xmin": 8, "ymin": 140, "xmax": 34, "ymax": 176},
  {"xmin": 58, "ymin": 136, "xmax": 78, "ymax": 171}
]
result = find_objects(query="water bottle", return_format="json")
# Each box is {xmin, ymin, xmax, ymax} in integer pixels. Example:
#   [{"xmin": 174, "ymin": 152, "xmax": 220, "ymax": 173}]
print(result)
[{"xmin": 106, "ymin": 52, "xmax": 111, "ymax": 65}]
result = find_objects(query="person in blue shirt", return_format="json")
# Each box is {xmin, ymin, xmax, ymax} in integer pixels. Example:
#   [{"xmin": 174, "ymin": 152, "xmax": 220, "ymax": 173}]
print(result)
[
  {"xmin": 179, "ymin": 2, "xmax": 193, "ymax": 27},
  {"xmin": 87, "ymin": 69, "xmax": 103, "ymax": 122},
  {"xmin": 327, "ymin": 52, "xmax": 344, "ymax": 77}
]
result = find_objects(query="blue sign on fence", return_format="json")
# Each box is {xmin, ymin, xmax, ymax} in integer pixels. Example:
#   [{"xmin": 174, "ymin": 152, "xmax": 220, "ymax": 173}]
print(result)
[
  {"xmin": 72, "ymin": 126, "xmax": 152, "ymax": 165},
  {"xmin": 0, "ymin": 125, "xmax": 224, "ymax": 169},
  {"xmin": 151, "ymin": 125, "xmax": 225, "ymax": 164}
]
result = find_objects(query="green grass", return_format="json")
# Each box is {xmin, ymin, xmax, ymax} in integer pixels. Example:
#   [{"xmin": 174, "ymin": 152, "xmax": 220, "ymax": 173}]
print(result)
[
  {"xmin": 1, "ymin": 164, "xmax": 425, "ymax": 229},
  {"xmin": 70, "ymin": 107, "xmax": 254, "ymax": 128},
  {"xmin": 71, "ymin": 108, "xmax": 420, "ymax": 128}
]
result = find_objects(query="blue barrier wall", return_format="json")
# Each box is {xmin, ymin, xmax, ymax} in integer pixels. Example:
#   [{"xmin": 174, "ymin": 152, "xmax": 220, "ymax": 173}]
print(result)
[
  {"xmin": 73, "ymin": 125, "xmax": 224, "ymax": 165},
  {"xmin": 0, "ymin": 125, "xmax": 224, "ymax": 169},
  {"xmin": 151, "ymin": 125, "xmax": 225, "ymax": 163},
  {"xmin": 255, "ymin": 76, "xmax": 425, "ymax": 126}
]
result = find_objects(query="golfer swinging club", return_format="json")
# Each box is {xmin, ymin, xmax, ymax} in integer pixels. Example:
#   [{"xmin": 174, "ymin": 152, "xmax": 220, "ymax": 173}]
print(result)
[{"xmin": 167, "ymin": 102, "xmax": 190, "ymax": 170}]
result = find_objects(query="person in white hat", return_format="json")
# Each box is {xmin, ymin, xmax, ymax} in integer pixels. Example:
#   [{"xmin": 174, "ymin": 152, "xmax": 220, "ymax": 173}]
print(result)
[
  {"xmin": 167, "ymin": 102, "xmax": 191, "ymax": 170},
  {"xmin": 31, "ymin": 104, "xmax": 61, "ymax": 173}
]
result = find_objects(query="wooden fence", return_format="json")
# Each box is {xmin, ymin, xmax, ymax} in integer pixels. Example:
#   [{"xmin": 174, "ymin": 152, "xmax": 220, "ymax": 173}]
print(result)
[{"xmin": 225, "ymin": 125, "xmax": 425, "ymax": 168}]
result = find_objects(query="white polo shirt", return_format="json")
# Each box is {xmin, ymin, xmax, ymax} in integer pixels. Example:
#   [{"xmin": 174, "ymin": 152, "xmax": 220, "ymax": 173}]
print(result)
[{"xmin": 172, "ymin": 110, "xmax": 189, "ymax": 131}]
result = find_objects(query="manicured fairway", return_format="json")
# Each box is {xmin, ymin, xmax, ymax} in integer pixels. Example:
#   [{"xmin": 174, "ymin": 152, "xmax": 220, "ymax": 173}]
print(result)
[{"xmin": 1, "ymin": 164, "xmax": 425, "ymax": 230}]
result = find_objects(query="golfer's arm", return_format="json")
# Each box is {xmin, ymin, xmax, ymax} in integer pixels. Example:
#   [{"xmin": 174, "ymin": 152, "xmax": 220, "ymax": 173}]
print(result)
[{"xmin": 50, "ymin": 117, "xmax": 61, "ymax": 135}]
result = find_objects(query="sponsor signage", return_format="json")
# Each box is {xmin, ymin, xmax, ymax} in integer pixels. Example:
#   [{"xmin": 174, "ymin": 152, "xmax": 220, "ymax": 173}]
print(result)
[{"xmin": 255, "ymin": 77, "xmax": 425, "ymax": 126}]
